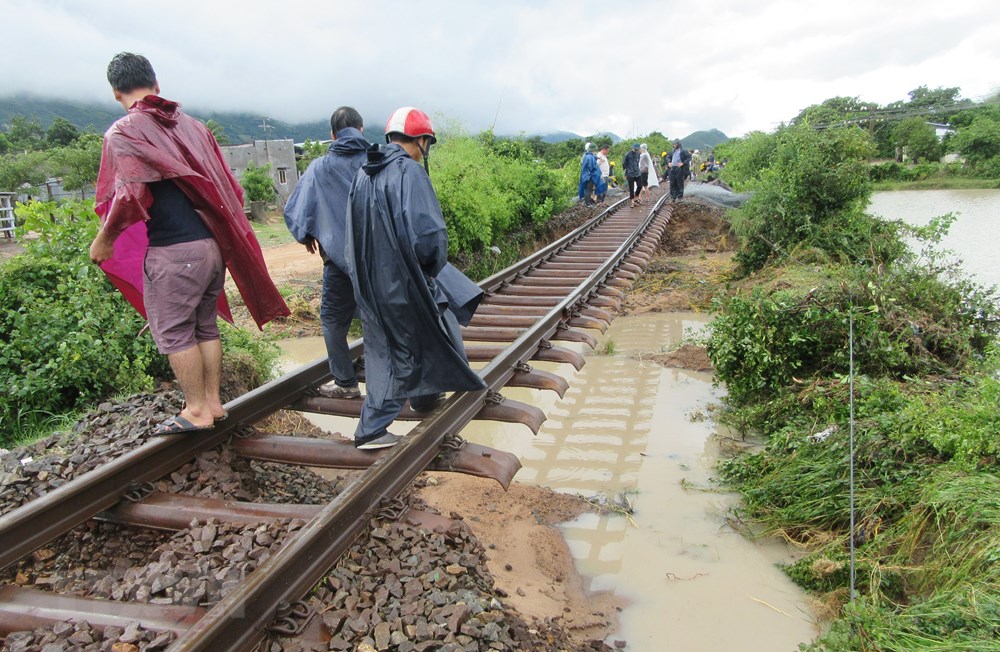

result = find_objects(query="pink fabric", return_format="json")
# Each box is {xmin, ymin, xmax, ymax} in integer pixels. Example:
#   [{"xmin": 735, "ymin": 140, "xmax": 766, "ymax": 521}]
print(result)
[{"xmin": 95, "ymin": 95, "xmax": 288, "ymax": 328}]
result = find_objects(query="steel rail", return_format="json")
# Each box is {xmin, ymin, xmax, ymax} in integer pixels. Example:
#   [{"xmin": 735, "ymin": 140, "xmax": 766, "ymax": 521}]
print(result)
[
  {"xmin": 0, "ymin": 197, "xmax": 641, "ymax": 572},
  {"xmin": 0, "ymin": 194, "xmax": 670, "ymax": 651},
  {"xmin": 167, "ymin": 197, "xmax": 670, "ymax": 652}
]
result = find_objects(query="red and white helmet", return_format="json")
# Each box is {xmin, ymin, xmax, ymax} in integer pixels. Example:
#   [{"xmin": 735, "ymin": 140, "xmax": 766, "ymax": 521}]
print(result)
[{"xmin": 384, "ymin": 107, "xmax": 437, "ymax": 144}]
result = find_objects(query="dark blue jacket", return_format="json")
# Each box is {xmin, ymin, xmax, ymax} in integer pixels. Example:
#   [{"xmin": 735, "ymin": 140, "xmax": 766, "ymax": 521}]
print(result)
[
  {"xmin": 283, "ymin": 127, "xmax": 369, "ymax": 271},
  {"xmin": 345, "ymin": 144, "xmax": 486, "ymax": 404},
  {"xmin": 623, "ymin": 149, "xmax": 641, "ymax": 178},
  {"xmin": 578, "ymin": 151, "xmax": 602, "ymax": 198}
]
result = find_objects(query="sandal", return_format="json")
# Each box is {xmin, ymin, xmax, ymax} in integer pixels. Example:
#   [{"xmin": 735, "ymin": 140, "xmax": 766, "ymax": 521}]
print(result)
[{"xmin": 154, "ymin": 415, "xmax": 215, "ymax": 435}]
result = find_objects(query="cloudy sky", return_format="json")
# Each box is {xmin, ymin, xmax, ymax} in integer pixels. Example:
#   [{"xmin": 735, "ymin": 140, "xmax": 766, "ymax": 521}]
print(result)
[{"xmin": 3, "ymin": 0, "xmax": 998, "ymax": 140}]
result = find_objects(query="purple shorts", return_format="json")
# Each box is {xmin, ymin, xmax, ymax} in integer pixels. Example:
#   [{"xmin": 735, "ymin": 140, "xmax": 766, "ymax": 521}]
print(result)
[{"xmin": 143, "ymin": 238, "xmax": 225, "ymax": 355}]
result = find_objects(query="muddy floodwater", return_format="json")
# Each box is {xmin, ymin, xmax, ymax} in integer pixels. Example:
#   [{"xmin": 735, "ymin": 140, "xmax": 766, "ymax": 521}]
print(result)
[
  {"xmin": 279, "ymin": 312, "xmax": 817, "ymax": 650},
  {"xmin": 870, "ymin": 188, "xmax": 1000, "ymax": 288}
]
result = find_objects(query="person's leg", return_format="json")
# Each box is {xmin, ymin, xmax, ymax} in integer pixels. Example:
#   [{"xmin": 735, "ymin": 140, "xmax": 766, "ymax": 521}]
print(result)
[
  {"xmin": 320, "ymin": 262, "xmax": 359, "ymax": 391},
  {"xmin": 168, "ymin": 345, "xmax": 214, "ymax": 428},
  {"xmin": 354, "ymin": 396, "xmax": 405, "ymax": 447},
  {"xmin": 191, "ymin": 240, "xmax": 226, "ymax": 419},
  {"xmin": 146, "ymin": 239, "xmax": 223, "ymax": 429},
  {"xmin": 197, "ymin": 338, "xmax": 225, "ymax": 420}
]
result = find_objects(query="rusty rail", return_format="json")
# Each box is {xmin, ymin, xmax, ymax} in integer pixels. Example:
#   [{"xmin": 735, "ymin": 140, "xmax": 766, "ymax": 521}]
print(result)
[{"xmin": 0, "ymin": 192, "xmax": 673, "ymax": 651}]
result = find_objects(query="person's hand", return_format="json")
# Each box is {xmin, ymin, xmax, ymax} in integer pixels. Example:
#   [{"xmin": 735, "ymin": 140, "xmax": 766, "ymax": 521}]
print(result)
[
  {"xmin": 89, "ymin": 232, "xmax": 114, "ymax": 264},
  {"xmin": 304, "ymin": 236, "xmax": 317, "ymax": 255}
]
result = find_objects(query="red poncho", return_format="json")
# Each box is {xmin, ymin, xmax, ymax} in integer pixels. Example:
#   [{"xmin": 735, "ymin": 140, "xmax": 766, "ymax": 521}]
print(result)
[{"xmin": 95, "ymin": 95, "xmax": 288, "ymax": 329}]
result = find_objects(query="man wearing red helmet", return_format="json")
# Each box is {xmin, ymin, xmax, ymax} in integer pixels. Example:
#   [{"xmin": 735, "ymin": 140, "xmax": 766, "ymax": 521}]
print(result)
[{"xmin": 344, "ymin": 107, "xmax": 486, "ymax": 449}]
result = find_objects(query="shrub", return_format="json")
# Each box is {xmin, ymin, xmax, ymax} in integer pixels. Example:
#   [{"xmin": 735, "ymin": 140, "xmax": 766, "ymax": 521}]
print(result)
[
  {"xmin": 0, "ymin": 200, "xmax": 167, "ymax": 441},
  {"xmin": 721, "ymin": 124, "xmax": 876, "ymax": 274},
  {"xmin": 241, "ymin": 162, "xmax": 276, "ymax": 203},
  {"xmin": 431, "ymin": 131, "xmax": 570, "ymax": 257},
  {"xmin": 0, "ymin": 199, "xmax": 283, "ymax": 443},
  {"xmin": 708, "ymin": 258, "xmax": 999, "ymax": 406}
]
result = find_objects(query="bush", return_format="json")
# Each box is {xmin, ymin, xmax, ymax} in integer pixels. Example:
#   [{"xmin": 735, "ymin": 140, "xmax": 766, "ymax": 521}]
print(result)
[
  {"xmin": 721, "ymin": 125, "xmax": 876, "ymax": 274},
  {"xmin": 431, "ymin": 130, "xmax": 571, "ymax": 257},
  {"xmin": 0, "ymin": 200, "xmax": 167, "ymax": 441},
  {"xmin": 241, "ymin": 162, "xmax": 276, "ymax": 203},
  {"xmin": 0, "ymin": 200, "xmax": 283, "ymax": 444},
  {"xmin": 708, "ymin": 256, "xmax": 999, "ymax": 406}
]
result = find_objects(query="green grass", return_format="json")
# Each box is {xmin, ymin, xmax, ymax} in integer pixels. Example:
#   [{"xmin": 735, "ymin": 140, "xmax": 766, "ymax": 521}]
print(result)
[
  {"xmin": 874, "ymin": 177, "xmax": 1000, "ymax": 191},
  {"xmin": 249, "ymin": 211, "xmax": 297, "ymax": 248}
]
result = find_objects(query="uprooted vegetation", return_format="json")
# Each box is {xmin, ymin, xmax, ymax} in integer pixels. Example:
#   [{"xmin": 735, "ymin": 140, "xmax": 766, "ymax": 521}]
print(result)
[{"xmin": 709, "ymin": 125, "xmax": 1000, "ymax": 651}]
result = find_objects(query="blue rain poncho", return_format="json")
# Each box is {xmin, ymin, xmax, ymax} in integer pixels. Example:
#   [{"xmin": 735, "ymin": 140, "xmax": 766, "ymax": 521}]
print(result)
[
  {"xmin": 283, "ymin": 127, "xmax": 369, "ymax": 270},
  {"xmin": 578, "ymin": 150, "xmax": 603, "ymax": 199},
  {"xmin": 345, "ymin": 144, "xmax": 487, "ymax": 404}
]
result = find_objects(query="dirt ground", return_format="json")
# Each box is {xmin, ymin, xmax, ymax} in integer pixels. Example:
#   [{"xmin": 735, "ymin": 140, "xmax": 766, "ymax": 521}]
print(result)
[{"xmin": 254, "ymin": 200, "xmax": 737, "ymax": 642}]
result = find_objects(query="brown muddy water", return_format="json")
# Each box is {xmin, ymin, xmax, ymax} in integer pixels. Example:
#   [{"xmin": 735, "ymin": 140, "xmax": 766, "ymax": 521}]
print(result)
[{"xmin": 279, "ymin": 312, "xmax": 818, "ymax": 650}]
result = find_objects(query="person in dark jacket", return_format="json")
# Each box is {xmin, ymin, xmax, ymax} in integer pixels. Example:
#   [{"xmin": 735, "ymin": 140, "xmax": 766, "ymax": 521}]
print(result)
[
  {"xmin": 284, "ymin": 106, "xmax": 369, "ymax": 400},
  {"xmin": 623, "ymin": 142, "xmax": 642, "ymax": 208},
  {"xmin": 344, "ymin": 107, "xmax": 486, "ymax": 450},
  {"xmin": 667, "ymin": 139, "xmax": 693, "ymax": 202}
]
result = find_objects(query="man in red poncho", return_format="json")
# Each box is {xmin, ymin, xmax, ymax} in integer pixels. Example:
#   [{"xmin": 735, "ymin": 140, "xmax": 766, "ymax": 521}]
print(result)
[{"xmin": 89, "ymin": 52, "xmax": 289, "ymax": 435}]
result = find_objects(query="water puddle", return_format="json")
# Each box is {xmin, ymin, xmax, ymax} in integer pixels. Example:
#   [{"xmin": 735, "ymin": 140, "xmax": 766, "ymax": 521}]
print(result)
[{"xmin": 279, "ymin": 312, "xmax": 817, "ymax": 649}]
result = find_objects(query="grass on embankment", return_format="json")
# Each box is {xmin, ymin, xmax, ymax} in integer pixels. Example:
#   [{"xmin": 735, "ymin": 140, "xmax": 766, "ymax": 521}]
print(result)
[
  {"xmin": 704, "ymin": 256, "xmax": 1000, "ymax": 651},
  {"xmin": 874, "ymin": 177, "xmax": 1000, "ymax": 191}
]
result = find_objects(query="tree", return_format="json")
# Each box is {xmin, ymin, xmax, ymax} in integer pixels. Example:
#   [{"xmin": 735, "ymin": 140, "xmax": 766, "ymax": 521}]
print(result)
[
  {"xmin": 950, "ymin": 114, "xmax": 1000, "ymax": 167},
  {"xmin": 792, "ymin": 96, "xmax": 880, "ymax": 129},
  {"xmin": 0, "ymin": 150, "xmax": 47, "ymax": 192},
  {"xmin": 893, "ymin": 117, "xmax": 942, "ymax": 163},
  {"xmin": 51, "ymin": 133, "xmax": 103, "ymax": 195},
  {"xmin": 296, "ymin": 139, "xmax": 326, "ymax": 174},
  {"xmin": 4, "ymin": 115, "xmax": 45, "ymax": 151},
  {"xmin": 204, "ymin": 119, "xmax": 229, "ymax": 145},
  {"xmin": 240, "ymin": 162, "xmax": 275, "ymax": 202},
  {"xmin": 45, "ymin": 118, "xmax": 80, "ymax": 147},
  {"xmin": 904, "ymin": 85, "xmax": 969, "ymax": 123}
]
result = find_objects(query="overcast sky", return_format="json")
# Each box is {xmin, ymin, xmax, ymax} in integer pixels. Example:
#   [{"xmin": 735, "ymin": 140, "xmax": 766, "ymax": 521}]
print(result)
[{"xmin": 3, "ymin": 0, "xmax": 998, "ymax": 140}]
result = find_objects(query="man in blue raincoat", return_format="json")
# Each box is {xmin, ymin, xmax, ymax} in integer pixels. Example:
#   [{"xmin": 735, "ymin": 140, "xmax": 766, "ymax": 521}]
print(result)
[
  {"xmin": 578, "ymin": 142, "xmax": 603, "ymax": 207},
  {"xmin": 345, "ymin": 107, "xmax": 487, "ymax": 450},
  {"xmin": 284, "ymin": 106, "xmax": 370, "ymax": 399}
]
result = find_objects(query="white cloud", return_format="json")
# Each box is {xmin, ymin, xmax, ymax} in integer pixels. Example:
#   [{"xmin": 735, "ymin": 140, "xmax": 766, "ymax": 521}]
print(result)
[{"xmin": 2, "ymin": 0, "xmax": 998, "ymax": 139}]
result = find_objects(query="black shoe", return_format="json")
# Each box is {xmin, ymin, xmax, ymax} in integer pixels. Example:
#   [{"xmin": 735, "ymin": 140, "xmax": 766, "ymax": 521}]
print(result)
[{"xmin": 410, "ymin": 393, "xmax": 445, "ymax": 413}]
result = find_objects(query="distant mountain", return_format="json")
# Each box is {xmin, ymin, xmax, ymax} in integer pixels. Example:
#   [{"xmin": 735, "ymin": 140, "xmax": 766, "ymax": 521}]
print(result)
[
  {"xmin": 1, "ymin": 95, "xmax": 726, "ymax": 150},
  {"xmin": 0, "ymin": 95, "xmax": 121, "ymax": 134},
  {"xmin": 536, "ymin": 130, "xmax": 581, "ymax": 144},
  {"xmin": 680, "ymin": 129, "xmax": 729, "ymax": 153},
  {"xmin": 0, "ymin": 95, "xmax": 336, "ymax": 144}
]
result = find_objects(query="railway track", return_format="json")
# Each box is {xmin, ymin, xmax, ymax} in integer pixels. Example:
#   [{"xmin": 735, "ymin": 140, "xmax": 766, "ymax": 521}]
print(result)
[{"xmin": 0, "ymin": 191, "xmax": 674, "ymax": 651}]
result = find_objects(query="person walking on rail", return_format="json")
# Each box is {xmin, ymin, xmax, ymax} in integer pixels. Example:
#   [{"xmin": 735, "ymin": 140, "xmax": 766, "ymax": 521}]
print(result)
[
  {"xmin": 344, "ymin": 107, "xmax": 487, "ymax": 450},
  {"xmin": 578, "ymin": 142, "xmax": 602, "ymax": 207},
  {"xmin": 88, "ymin": 52, "xmax": 288, "ymax": 435},
  {"xmin": 595, "ymin": 144, "xmax": 611, "ymax": 202},
  {"xmin": 623, "ymin": 142, "xmax": 642, "ymax": 208},
  {"xmin": 637, "ymin": 143, "xmax": 657, "ymax": 204},
  {"xmin": 283, "ymin": 106, "xmax": 369, "ymax": 401},
  {"xmin": 667, "ymin": 138, "xmax": 692, "ymax": 202},
  {"xmin": 640, "ymin": 143, "xmax": 660, "ymax": 195}
]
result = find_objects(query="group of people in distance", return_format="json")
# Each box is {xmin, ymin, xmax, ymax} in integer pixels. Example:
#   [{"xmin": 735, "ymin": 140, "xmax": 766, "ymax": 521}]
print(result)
[
  {"xmin": 579, "ymin": 138, "xmax": 694, "ymax": 208},
  {"xmin": 89, "ymin": 52, "xmax": 484, "ymax": 451}
]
